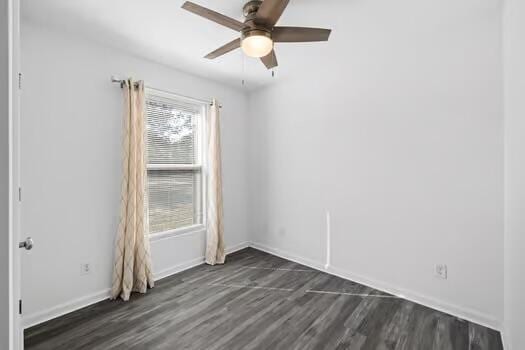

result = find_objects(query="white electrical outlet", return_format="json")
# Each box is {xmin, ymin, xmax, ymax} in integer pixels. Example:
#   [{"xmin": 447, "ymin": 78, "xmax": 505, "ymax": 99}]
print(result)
[
  {"xmin": 80, "ymin": 263, "xmax": 91, "ymax": 275},
  {"xmin": 435, "ymin": 264, "xmax": 447, "ymax": 279}
]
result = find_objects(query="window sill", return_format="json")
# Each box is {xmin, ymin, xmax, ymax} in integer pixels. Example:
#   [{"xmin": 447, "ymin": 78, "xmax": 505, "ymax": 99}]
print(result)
[{"xmin": 149, "ymin": 224, "xmax": 206, "ymax": 242}]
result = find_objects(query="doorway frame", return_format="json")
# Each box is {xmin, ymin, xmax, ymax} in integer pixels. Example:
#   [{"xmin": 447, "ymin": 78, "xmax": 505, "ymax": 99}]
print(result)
[{"xmin": 8, "ymin": 0, "xmax": 22, "ymax": 348}]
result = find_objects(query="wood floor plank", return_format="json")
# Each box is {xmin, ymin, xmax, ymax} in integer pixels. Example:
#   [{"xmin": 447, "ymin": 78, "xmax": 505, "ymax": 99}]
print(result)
[{"xmin": 24, "ymin": 248, "xmax": 503, "ymax": 350}]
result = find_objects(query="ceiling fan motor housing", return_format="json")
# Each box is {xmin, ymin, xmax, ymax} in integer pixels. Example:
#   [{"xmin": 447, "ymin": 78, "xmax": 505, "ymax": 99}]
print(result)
[
  {"xmin": 243, "ymin": 0, "xmax": 263, "ymax": 21},
  {"xmin": 242, "ymin": 0, "xmax": 271, "ymax": 40}
]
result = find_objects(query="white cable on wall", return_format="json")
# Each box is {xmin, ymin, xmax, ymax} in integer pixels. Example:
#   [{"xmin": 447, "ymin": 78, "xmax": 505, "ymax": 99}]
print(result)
[{"xmin": 325, "ymin": 210, "xmax": 331, "ymax": 270}]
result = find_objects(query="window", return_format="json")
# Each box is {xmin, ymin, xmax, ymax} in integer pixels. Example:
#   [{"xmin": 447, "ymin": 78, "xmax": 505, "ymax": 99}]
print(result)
[{"xmin": 145, "ymin": 89, "xmax": 206, "ymax": 235}]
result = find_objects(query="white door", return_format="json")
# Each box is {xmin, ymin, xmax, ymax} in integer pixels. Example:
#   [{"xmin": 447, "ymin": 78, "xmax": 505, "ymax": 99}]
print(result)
[{"xmin": 10, "ymin": 0, "xmax": 23, "ymax": 348}]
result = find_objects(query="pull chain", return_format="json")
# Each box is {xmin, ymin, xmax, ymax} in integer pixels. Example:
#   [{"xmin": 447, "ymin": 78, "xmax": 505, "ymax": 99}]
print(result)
[{"xmin": 241, "ymin": 52, "xmax": 246, "ymax": 86}]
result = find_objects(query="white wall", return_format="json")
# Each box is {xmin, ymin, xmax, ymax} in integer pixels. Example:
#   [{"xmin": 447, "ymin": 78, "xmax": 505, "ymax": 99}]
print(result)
[
  {"xmin": 20, "ymin": 21, "xmax": 249, "ymax": 326},
  {"xmin": 1, "ymin": 0, "xmax": 11, "ymax": 347},
  {"xmin": 503, "ymin": 0, "xmax": 525, "ymax": 347},
  {"xmin": 248, "ymin": 0, "xmax": 504, "ymax": 329}
]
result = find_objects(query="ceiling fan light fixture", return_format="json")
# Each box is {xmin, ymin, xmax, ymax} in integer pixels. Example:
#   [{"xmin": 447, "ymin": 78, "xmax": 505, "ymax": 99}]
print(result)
[
  {"xmin": 241, "ymin": 30, "xmax": 273, "ymax": 58},
  {"xmin": 182, "ymin": 1, "xmax": 332, "ymax": 69}
]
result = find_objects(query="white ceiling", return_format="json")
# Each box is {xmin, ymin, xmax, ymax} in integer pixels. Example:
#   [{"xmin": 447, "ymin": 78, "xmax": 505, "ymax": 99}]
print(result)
[{"xmin": 22, "ymin": 0, "xmax": 339, "ymax": 90}]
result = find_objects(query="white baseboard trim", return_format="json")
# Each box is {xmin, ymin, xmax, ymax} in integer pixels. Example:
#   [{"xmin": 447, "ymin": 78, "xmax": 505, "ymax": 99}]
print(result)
[
  {"xmin": 250, "ymin": 242, "xmax": 326, "ymax": 271},
  {"xmin": 23, "ymin": 241, "xmax": 251, "ymax": 330},
  {"xmin": 22, "ymin": 289, "xmax": 111, "ymax": 329},
  {"xmin": 226, "ymin": 241, "xmax": 251, "ymax": 255},
  {"xmin": 153, "ymin": 241, "xmax": 250, "ymax": 281},
  {"xmin": 249, "ymin": 241, "xmax": 502, "ymax": 332},
  {"xmin": 153, "ymin": 256, "xmax": 206, "ymax": 281}
]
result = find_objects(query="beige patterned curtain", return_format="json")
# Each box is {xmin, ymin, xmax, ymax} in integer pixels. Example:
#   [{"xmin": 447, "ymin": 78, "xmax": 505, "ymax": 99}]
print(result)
[
  {"xmin": 111, "ymin": 79, "xmax": 154, "ymax": 301},
  {"xmin": 205, "ymin": 99, "xmax": 226, "ymax": 265}
]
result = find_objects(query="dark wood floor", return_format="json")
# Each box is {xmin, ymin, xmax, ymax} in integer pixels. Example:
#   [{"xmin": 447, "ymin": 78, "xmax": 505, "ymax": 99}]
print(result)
[{"xmin": 25, "ymin": 248, "xmax": 503, "ymax": 350}]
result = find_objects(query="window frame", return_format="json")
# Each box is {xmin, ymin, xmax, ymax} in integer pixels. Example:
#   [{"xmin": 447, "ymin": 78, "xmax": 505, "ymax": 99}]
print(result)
[{"xmin": 144, "ymin": 87, "xmax": 208, "ymax": 241}]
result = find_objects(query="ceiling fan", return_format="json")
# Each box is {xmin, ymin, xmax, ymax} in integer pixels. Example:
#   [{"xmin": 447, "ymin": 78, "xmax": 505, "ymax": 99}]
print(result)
[{"xmin": 181, "ymin": 0, "xmax": 332, "ymax": 69}]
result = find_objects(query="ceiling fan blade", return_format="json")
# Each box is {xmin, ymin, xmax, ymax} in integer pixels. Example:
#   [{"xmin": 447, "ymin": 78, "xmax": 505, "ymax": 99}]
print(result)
[
  {"xmin": 182, "ymin": 1, "xmax": 247, "ymax": 32},
  {"xmin": 273, "ymin": 27, "xmax": 332, "ymax": 42},
  {"xmin": 255, "ymin": 0, "xmax": 290, "ymax": 27},
  {"xmin": 260, "ymin": 50, "xmax": 278, "ymax": 69},
  {"xmin": 204, "ymin": 38, "xmax": 241, "ymax": 59}
]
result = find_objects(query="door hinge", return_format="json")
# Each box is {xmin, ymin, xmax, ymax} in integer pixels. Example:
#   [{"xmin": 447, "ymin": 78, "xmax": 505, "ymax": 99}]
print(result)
[
  {"xmin": 19, "ymin": 299, "xmax": 22, "ymax": 315},
  {"xmin": 18, "ymin": 187, "xmax": 22, "ymax": 201}
]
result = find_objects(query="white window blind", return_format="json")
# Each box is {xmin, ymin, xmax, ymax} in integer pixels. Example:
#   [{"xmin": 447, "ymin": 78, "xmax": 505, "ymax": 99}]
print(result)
[{"xmin": 145, "ymin": 90, "xmax": 205, "ymax": 234}]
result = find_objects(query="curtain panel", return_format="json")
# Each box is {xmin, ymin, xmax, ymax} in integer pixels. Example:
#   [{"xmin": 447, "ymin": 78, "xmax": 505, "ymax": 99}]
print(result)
[
  {"xmin": 111, "ymin": 79, "xmax": 154, "ymax": 301},
  {"xmin": 205, "ymin": 99, "xmax": 226, "ymax": 265}
]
